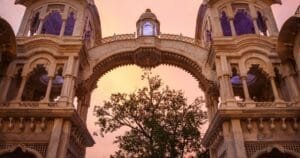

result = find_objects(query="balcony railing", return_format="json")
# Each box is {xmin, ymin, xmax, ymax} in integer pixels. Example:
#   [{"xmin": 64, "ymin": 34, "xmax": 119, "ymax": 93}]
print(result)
[{"xmin": 96, "ymin": 33, "xmax": 202, "ymax": 46}]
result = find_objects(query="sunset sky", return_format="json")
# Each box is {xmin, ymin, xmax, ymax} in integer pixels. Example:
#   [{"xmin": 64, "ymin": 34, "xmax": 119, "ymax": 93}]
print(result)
[{"xmin": 0, "ymin": 0, "xmax": 299, "ymax": 157}]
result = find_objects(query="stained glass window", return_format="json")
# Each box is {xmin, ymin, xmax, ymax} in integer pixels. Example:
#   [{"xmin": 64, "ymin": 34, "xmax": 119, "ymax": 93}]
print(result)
[
  {"xmin": 41, "ymin": 11, "xmax": 63, "ymax": 35},
  {"xmin": 143, "ymin": 22, "xmax": 154, "ymax": 36},
  {"xmin": 30, "ymin": 12, "xmax": 40, "ymax": 36},
  {"xmin": 64, "ymin": 12, "xmax": 76, "ymax": 36},
  {"xmin": 256, "ymin": 11, "xmax": 267, "ymax": 36},
  {"xmin": 233, "ymin": 10, "xmax": 255, "ymax": 35},
  {"xmin": 220, "ymin": 11, "xmax": 232, "ymax": 36}
]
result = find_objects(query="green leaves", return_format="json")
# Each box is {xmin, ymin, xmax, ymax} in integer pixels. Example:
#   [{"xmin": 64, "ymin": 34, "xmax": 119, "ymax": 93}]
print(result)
[{"xmin": 94, "ymin": 72, "xmax": 207, "ymax": 157}]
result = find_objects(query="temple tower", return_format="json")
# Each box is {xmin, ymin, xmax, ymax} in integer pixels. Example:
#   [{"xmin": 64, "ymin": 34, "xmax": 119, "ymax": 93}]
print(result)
[
  {"xmin": 0, "ymin": 0, "xmax": 102, "ymax": 158},
  {"xmin": 196, "ymin": 0, "xmax": 300, "ymax": 158}
]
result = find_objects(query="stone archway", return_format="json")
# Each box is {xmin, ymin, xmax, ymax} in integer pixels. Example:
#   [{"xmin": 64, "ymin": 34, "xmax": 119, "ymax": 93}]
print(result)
[
  {"xmin": 0, "ymin": 146, "xmax": 43, "ymax": 158},
  {"xmin": 76, "ymin": 35, "xmax": 218, "ymax": 122},
  {"xmin": 252, "ymin": 145, "xmax": 300, "ymax": 158}
]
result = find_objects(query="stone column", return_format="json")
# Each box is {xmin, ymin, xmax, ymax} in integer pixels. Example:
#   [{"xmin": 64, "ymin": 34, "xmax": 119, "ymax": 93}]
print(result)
[
  {"xmin": 15, "ymin": 76, "xmax": 27, "ymax": 101},
  {"xmin": 270, "ymin": 77, "xmax": 283, "ymax": 102},
  {"xmin": 205, "ymin": 93, "xmax": 213, "ymax": 122},
  {"xmin": 222, "ymin": 121, "xmax": 236, "ymax": 158},
  {"xmin": 281, "ymin": 63, "xmax": 300, "ymax": 102},
  {"xmin": 46, "ymin": 118, "xmax": 64, "ymax": 158},
  {"xmin": 60, "ymin": 19, "xmax": 67, "ymax": 37},
  {"xmin": 224, "ymin": 75, "xmax": 234, "ymax": 100},
  {"xmin": 37, "ymin": 19, "xmax": 44, "ymax": 34},
  {"xmin": 287, "ymin": 76, "xmax": 300, "ymax": 102},
  {"xmin": 230, "ymin": 119, "xmax": 247, "ymax": 158},
  {"xmin": 229, "ymin": 18, "xmax": 236, "ymax": 36},
  {"xmin": 248, "ymin": 3, "xmax": 259, "ymax": 35},
  {"xmin": 43, "ymin": 77, "xmax": 54, "ymax": 102},
  {"xmin": 241, "ymin": 75, "xmax": 252, "ymax": 101},
  {"xmin": 59, "ymin": 56, "xmax": 75, "ymax": 104},
  {"xmin": 0, "ymin": 76, "xmax": 12, "ymax": 102},
  {"xmin": 252, "ymin": 18, "xmax": 260, "ymax": 35},
  {"xmin": 57, "ymin": 121, "xmax": 72, "ymax": 158},
  {"xmin": 220, "ymin": 56, "xmax": 234, "ymax": 101}
]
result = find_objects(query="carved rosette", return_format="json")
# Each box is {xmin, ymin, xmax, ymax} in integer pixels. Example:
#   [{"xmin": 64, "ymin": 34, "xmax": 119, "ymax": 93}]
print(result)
[{"xmin": 134, "ymin": 48, "xmax": 161, "ymax": 68}]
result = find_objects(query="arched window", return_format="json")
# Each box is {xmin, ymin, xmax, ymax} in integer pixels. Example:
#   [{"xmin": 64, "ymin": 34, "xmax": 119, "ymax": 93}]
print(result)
[
  {"xmin": 22, "ymin": 64, "xmax": 48, "ymax": 101},
  {"xmin": 41, "ymin": 11, "xmax": 63, "ymax": 35},
  {"xmin": 233, "ymin": 9, "xmax": 255, "ymax": 35},
  {"xmin": 257, "ymin": 148, "xmax": 296, "ymax": 158},
  {"xmin": 220, "ymin": 11, "xmax": 232, "ymax": 36},
  {"xmin": 0, "ymin": 147, "xmax": 37, "ymax": 158},
  {"xmin": 143, "ymin": 22, "xmax": 154, "ymax": 36},
  {"xmin": 30, "ymin": 12, "xmax": 40, "ymax": 36},
  {"xmin": 256, "ymin": 11, "xmax": 268, "ymax": 36},
  {"xmin": 64, "ymin": 12, "xmax": 76, "ymax": 36}
]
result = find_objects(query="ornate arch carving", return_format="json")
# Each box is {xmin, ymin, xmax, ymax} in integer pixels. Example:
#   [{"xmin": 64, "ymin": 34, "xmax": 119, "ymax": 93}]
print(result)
[
  {"xmin": 251, "ymin": 144, "xmax": 300, "ymax": 158},
  {"xmin": 82, "ymin": 47, "xmax": 216, "ymax": 95},
  {"xmin": 24, "ymin": 53, "xmax": 57, "ymax": 77},
  {"xmin": 0, "ymin": 145, "xmax": 43, "ymax": 158},
  {"xmin": 239, "ymin": 51, "xmax": 273, "ymax": 76}
]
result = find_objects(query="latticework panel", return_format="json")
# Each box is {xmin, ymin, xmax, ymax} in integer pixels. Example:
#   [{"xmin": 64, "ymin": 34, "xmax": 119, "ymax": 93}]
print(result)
[
  {"xmin": 0, "ymin": 143, "xmax": 48, "ymax": 157},
  {"xmin": 245, "ymin": 142, "xmax": 300, "ymax": 158}
]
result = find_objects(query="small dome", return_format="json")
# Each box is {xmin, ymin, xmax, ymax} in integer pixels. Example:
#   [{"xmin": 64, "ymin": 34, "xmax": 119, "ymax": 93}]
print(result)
[{"xmin": 138, "ymin": 9, "xmax": 158, "ymax": 21}]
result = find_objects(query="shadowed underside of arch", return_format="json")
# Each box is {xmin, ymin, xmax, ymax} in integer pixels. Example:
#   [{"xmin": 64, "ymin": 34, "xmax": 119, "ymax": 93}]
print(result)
[
  {"xmin": 82, "ymin": 47, "xmax": 216, "ymax": 94},
  {"xmin": 277, "ymin": 15, "xmax": 300, "ymax": 61}
]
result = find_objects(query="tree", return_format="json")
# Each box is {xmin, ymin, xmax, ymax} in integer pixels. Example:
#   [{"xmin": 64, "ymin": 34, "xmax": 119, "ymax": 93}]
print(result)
[{"xmin": 94, "ymin": 73, "xmax": 207, "ymax": 158}]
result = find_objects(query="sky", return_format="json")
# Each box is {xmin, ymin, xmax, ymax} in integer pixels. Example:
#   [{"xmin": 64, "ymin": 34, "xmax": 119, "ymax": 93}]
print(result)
[{"xmin": 0, "ymin": 0, "xmax": 299, "ymax": 157}]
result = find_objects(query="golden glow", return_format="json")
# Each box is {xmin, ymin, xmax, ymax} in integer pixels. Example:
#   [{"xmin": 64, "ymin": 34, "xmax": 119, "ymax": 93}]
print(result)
[{"xmin": 87, "ymin": 65, "xmax": 204, "ymax": 157}]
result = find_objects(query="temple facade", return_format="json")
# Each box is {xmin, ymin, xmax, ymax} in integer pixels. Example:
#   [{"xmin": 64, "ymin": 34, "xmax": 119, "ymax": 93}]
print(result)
[{"xmin": 0, "ymin": 0, "xmax": 299, "ymax": 157}]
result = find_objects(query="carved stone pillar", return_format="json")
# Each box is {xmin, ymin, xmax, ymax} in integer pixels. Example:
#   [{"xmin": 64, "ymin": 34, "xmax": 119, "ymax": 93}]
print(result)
[
  {"xmin": 287, "ymin": 76, "xmax": 300, "ymax": 102},
  {"xmin": 36, "ymin": 19, "xmax": 44, "ymax": 34},
  {"xmin": 60, "ymin": 19, "xmax": 67, "ymax": 37},
  {"xmin": 0, "ymin": 76, "xmax": 12, "ymax": 102},
  {"xmin": 57, "ymin": 121, "xmax": 72, "ymax": 158},
  {"xmin": 46, "ymin": 118, "xmax": 64, "ymax": 158},
  {"xmin": 230, "ymin": 119, "xmax": 247, "ymax": 158},
  {"xmin": 15, "ymin": 76, "xmax": 27, "ymax": 101},
  {"xmin": 252, "ymin": 18, "xmax": 260, "ymax": 35},
  {"xmin": 229, "ymin": 18, "xmax": 236, "ymax": 36},
  {"xmin": 59, "ymin": 56, "xmax": 75, "ymax": 105},
  {"xmin": 241, "ymin": 76, "xmax": 252, "ymax": 101},
  {"xmin": 43, "ymin": 76, "xmax": 54, "ymax": 102},
  {"xmin": 270, "ymin": 77, "xmax": 283, "ymax": 102}
]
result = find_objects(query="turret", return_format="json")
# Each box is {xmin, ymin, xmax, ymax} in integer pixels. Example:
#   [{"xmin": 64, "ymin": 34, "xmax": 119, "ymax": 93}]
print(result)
[
  {"xmin": 16, "ymin": 0, "xmax": 101, "ymax": 48},
  {"xmin": 136, "ymin": 9, "xmax": 160, "ymax": 37}
]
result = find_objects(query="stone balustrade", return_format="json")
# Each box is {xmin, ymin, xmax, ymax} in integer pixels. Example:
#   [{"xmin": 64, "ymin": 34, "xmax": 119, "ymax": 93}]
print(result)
[
  {"xmin": 0, "ymin": 101, "xmax": 59, "ymax": 108},
  {"xmin": 235, "ymin": 101, "xmax": 295, "ymax": 108},
  {"xmin": 96, "ymin": 33, "xmax": 202, "ymax": 46}
]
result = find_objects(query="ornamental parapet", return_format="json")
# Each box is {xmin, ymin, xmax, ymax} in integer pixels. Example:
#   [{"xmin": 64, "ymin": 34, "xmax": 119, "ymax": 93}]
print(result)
[
  {"xmin": 235, "ymin": 101, "xmax": 297, "ymax": 108},
  {"xmin": 202, "ymin": 107, "xmax": 300, "ymax": 148},
  {"xmin": 0, "ymin": 100, "xmax": 82, "ymax": 108},
  {"xmin": 96, "ymin": 33, "xmax": 202, "ymax": 47},
  {"xmin": 0, "ymin": 105, "xmax": 95, "ymax": 147}
]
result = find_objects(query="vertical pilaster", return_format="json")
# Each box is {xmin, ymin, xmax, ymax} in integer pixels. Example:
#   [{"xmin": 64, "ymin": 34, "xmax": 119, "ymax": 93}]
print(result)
[
  {"xmin": 15, "ymin": 76, "xmax": 27, "ymax": 101},
  {"xmin": 43, "ymin": 77, "xmax": 54, "ymax": 102},
  {"xmin": 270, "ymin": 77, "xmax": 283, "ymax": 102},
  {"xmin": 0, "ymin": 76, "xmax": 12, "ymax": 102},
  {"xmin": 229, "ymin": 18, "xmax": 236, "ymax": 36},
  {"xmin": 230, "ymin": 119, "xmax": 247, "ymax": 158},
  {"xmin": 46, "ymin": 118, "xmax": 64, "ymax": 158},
  {"xmin": 57, "ymin": 121, "xmax": 72, "ymax": 158},
  {"xmin": 241, "ymin": 76, "xmax": 252, "ymax": 101},
  {"xmin": 222, "ymin": 121, "xmax": 235, "ymax": 158},
  {"xmin": 60, "ymin": 56, "xmax": 75, "ymax": 105},
  {"xmin": 60, "ymin": 20, "xmax": 67, "ymax": 37}
]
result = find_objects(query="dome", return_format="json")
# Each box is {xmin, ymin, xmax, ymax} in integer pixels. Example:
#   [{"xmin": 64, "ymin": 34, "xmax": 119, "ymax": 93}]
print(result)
[
  {"xmin": 0, "ymin": 17, "xmax": 16, "ymax": 58},
  {"xmin": 138, "ymin": 9, "xmax": 158, "ymax": 22},
  {"xmin": 136, "ymin": 9, "xmax": 160, "ymax": 37}
]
